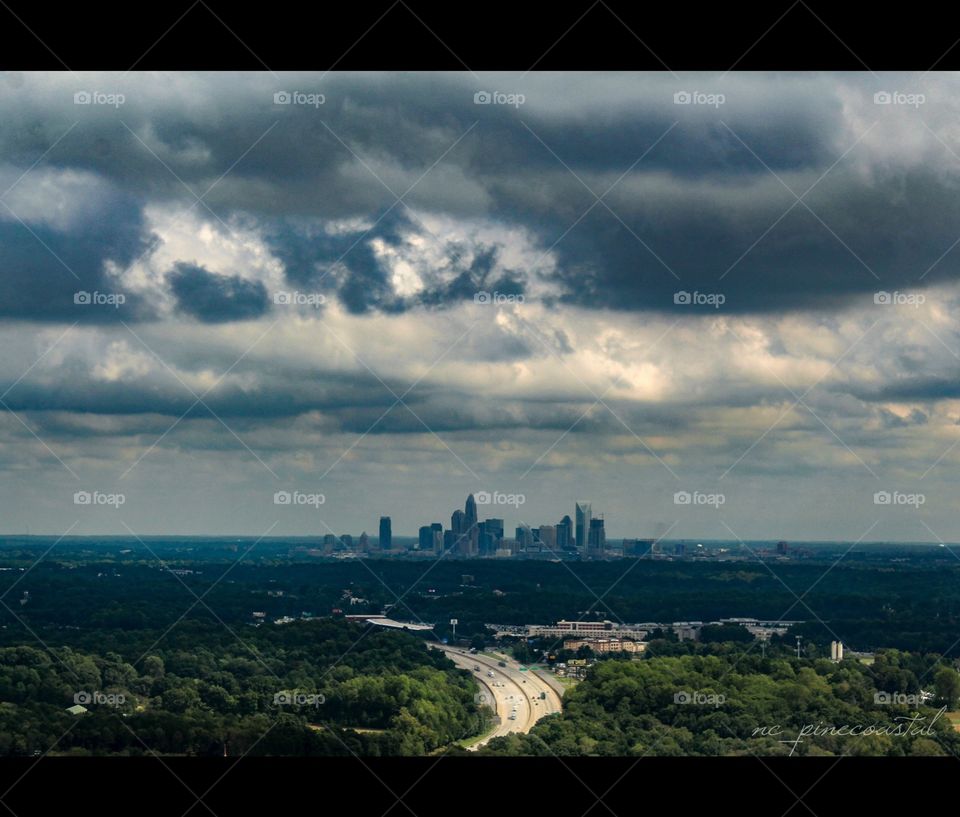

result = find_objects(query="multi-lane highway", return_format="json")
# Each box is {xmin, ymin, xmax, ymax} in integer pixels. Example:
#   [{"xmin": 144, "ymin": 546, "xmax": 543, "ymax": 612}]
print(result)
[{"xmin": 430, "ymin": 644, "xmax": 562, "ymax": 750}]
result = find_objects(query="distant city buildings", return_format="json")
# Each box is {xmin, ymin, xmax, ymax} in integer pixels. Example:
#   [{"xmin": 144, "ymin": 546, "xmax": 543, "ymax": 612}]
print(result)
[
  {"xmin": 587, "ymin": 517, "xmax": 606, "ymax": 558},
  {"xmin": 319, "ymin": 497, "xmax": 802, "ymax": 563},
  {"xmin": 418, "ymin": 525, "xmax": 434, "ymax": 552},
  {"xmin": 575, "ymin": 501, "xmax": 591, "ymax": 556}
]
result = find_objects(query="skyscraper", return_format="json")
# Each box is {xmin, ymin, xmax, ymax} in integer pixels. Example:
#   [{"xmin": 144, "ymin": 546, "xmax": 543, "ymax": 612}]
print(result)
[
  {"xmin": 431, "ymin": 522, "xmax": 443, "ymax": 554},
  {"xmin": 587, "ymin": 516, "xmax": 606, "ymax": 558},
  {"xmin": 418, "ymin": 525, "xmax": 433, "ymax": 552},
  {"xmin": 516, "ymin": 524, "xmax": 533, "ymax": 551},
  {"xmin": 379, "ymin": 516, "xmax": 392, "ymax": 551},
  {"xmin": 464, "ymin": 494, "xmax": 478, "ymax": 552},
  {"xmin": 557, "ymin": 515, "xmax": 573, "ymax": 551},
  {"xmin": 465, "ymin": 494, "xmax": 477, "ymax": 529},
  {"xmin": 575, "ymin": 502, "xmax": 591, "ymax": 554}
]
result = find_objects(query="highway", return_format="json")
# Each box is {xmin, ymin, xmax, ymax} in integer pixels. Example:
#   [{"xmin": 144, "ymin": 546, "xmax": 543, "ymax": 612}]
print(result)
[{"xmin": 430, "ymin": 644, "xmax": 562, "ymax": 750}]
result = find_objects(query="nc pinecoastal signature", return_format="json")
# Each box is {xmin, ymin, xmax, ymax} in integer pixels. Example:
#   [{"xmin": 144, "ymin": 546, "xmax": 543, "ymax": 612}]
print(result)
[{"xmin": 752, "ymin": 706, "xmax": 948, "ymax": 756}]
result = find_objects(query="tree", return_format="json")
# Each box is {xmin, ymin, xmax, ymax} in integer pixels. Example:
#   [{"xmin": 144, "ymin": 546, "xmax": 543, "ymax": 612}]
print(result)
[{"xmin": 934, "ymin": 666, "xmax": 960, "ymax": 708}]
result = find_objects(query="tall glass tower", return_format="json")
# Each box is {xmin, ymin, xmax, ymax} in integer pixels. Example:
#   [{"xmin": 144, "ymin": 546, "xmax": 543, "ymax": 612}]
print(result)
[
  {"xmin": 575, "ymin": 501, "xmax": 591, "ymax": 554},
  {"xmin": 379, "ymin": 516, "xmax": 392, "ymax": 551}
]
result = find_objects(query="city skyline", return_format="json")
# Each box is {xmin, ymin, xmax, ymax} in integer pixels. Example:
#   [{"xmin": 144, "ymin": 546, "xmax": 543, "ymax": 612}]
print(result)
[{"xmin": 2, "ymin": 72, "xmax": 960, "ymax": 541}]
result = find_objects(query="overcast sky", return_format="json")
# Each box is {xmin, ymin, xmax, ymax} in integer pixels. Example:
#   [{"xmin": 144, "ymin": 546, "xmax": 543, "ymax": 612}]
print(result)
[{"xmin": 1, "ymin": 71, "xmax": 958, "ymax": 542}]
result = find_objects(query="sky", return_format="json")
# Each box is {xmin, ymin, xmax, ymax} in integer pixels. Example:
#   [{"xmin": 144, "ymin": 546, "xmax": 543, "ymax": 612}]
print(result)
[{"xmin": 0, "ymin": 70, "xmax": 958, "ymax": 542}]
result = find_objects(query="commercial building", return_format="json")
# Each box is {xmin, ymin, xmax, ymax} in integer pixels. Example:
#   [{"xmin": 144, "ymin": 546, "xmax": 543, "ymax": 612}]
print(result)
[
  {"xmin": 575, "ymin": 502, "xmax": 591, "ymax": 554},
  {"xmin": 587, "ymin": 517, "xmax": 606, "ymax": 558},
  {"xmin": 563, "ymin": 638, "xmax": 646, "ymax": 654}
]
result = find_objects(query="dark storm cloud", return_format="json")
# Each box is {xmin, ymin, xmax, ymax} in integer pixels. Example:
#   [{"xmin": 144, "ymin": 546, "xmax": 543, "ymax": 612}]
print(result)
[
  {"xmin": 0, "ymin": 189, "xmax": 154, "ymax": 323},
  {"xmin": 167, "ymin": 263, "xmax": 269, "ymax": 322},
  {"xmin": 849, "ymin": 375, "xmax": 960, "ymax": 403},
  {"xmin": 265, "ymin": 210, "xmax": 529, "ymax": 314},
  {"xmin": 7, "ymin": 72, "xmax": 954, "ymax": 319}
]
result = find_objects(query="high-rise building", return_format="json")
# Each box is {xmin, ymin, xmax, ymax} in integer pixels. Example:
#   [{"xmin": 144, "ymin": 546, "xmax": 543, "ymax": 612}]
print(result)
[
  {"xmin": 443, "ymin": 530, "xmax": 457, "ymax": 552},
  {"xmin": 418, "ymin": 526, "xmax": 433, "ymax": 552},
  {"xmin": 464, "ymin": 494, "xmax": 478, "ymax": 553},
  {"xmin": 358, "ymin": 532, "xmax": 369, "ymax": 552},
  {"xmin": 516, "ymin": 525, "xmax": 534, "ymax": 551},
  {"xmin": 451, "ymin": 509, "xmax": 465, "ymax": 535},
  {"xmin": 465, "ymin": 494, "xmax": 478, "ymax": 529},
  {"xmin": 539, "ymin": 525, "xmax": 557, "ymax": 551},
  {"xmin": 478, "ymin": 518, "xmax": 503, "ymax": 557},
  {"xmin": 575, "ymin": 502, "xmax": 591, "ymax": 554},
  {"xmin": 379, "ymin": 516, "xmax": 392, "ymax": 551},
  {"xmin": 340, "ymin": 534, "xmax": 353, "ymax": 549},
  {"xmin": 557, "ymin": 515, "xmax": 573, "ymax": 550},
  {"xmin": 430, "ymin": 522, "xmax": 444, "ymax": 554},
  {"xmin": 587, "ymin": 516, "xmax": 606, "ymax": 558}
]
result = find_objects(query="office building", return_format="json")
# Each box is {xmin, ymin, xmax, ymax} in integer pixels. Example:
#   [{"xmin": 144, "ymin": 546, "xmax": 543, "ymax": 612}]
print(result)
[
  {"xmin": 379, "ymin": 516, "xmax": 392, "ymax": 551},
  {"xmin": 587, "ymin": 516, "xmax": 606, "ymax": 558},
  {"xmin": 418, "ymin": 525, "xmax": 433, "ymax": 552},
  {"xmin": 464, "ymin": 494, "xmax": 479, "ymax": 552},
  {"xmin": 443, "ymin": 530, "xmax": 457, "ymax": 552},
  {"xmin": 539, "ymin": 525, "xmax": 557, "ymax": 551},
  {"xmin": 575, "ymin": 501, "xmax": 591, "ymax": 554}
]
